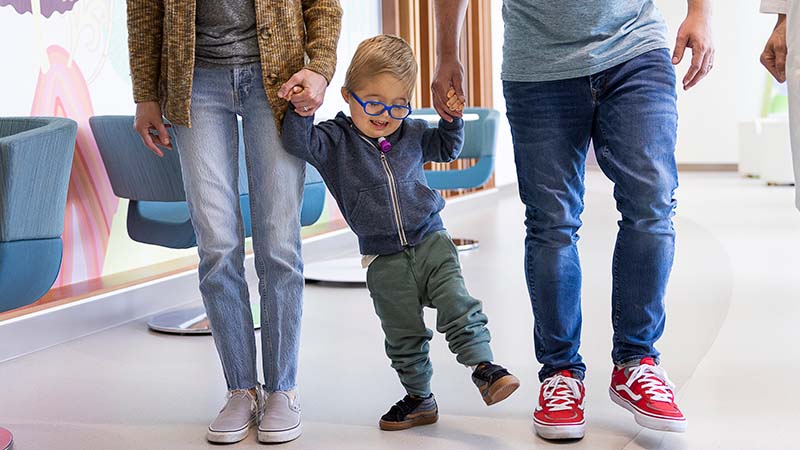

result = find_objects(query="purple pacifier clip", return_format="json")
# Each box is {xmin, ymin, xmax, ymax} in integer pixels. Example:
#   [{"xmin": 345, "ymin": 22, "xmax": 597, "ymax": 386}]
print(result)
[{"xmin": 378, "ymin": 137, "xmax": 392, "ymax": 153}]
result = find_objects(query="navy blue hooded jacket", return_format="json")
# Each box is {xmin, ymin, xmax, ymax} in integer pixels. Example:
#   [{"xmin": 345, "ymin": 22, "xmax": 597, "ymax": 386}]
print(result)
[{"xmin": 282, "ymin": 108, "xmax": 464, "ymax": 255}]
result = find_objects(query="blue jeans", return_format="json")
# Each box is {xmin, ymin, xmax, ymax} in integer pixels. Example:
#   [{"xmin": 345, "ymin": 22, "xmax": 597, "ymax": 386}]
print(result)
[
  {"xmin": 173, "ymin": 63, "xmax": 305, "ymax": 392},
  {"xmin": 503, "ymin": 49, "xmax": 679, "ymax": 382}
]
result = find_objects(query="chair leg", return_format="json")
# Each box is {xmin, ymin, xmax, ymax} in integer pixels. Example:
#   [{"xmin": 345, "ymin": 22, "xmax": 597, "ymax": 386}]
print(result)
[
  {"xmin": 147, "ymin": 304, "xmax": 261, "ymax": 335},
  {"xmin": 0, "ymin": 426, "xmax": 13, "ymax": 450}
]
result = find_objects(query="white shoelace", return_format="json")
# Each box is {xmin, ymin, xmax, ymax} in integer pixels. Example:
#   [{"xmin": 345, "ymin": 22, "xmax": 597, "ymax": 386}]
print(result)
[
  {"xmin": 625, "ymin": 364, "xmax": 676, "ymax": 402},
  {"xmin": 542, "ymin": 374, "xmax": 583, "ymax": 411}
]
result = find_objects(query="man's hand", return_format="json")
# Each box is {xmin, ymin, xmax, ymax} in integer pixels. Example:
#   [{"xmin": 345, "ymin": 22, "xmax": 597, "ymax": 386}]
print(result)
[
  {"xmin": 278, "ymin": 68, "xmax": 328, "ymax": 117},
  {"xmin": 761, "ymin": 14, "xmax": 788, "ymax": 83},
  {"xmin": 431, "ymin": 58, "xmax": 467, "ymax": 122},
  {"xmin": 672, "ymin": 4, "xmax": 715, "ymax": 90},
  {"xmin": 134, "ymin": 101, "xmax": 171, "ymax": 157}
]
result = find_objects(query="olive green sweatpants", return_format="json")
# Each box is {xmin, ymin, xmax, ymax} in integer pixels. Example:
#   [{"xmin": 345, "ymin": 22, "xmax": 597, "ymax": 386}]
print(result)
[{"xmin": 366, "ymin": 231, "xmax": 493, "ymax": 396}]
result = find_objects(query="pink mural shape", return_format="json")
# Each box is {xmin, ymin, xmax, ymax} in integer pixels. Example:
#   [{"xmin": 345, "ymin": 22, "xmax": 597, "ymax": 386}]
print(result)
[
  {"xmin": 0, "ymin": 0, "xmax": 78, "ymax": 18},
  {"xmin": 31, "ymin": 45, "xmax": 118, "ymax": 287}
]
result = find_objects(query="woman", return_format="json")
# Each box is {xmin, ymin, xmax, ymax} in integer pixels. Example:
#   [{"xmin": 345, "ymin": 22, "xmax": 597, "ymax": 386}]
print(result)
[{"xmin": 126, "ymin": 0, "xmax": 341, "ymax": 444}]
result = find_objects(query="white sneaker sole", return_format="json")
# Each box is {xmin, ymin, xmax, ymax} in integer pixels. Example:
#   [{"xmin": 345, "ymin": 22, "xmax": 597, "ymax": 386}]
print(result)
[
  {"xmin": 533, "ymin": 420, "xmax": 585, "ymax": 440},
  {"xmin": 609, "ymin": 388, "xmax": 687, "ymax": 433},
  {"xmin": 258, "ymin": 423, "xmax": 302, "ymax": 443},
  {"xmin": 206, "ymin": 422, "xmax": 252, "ymax": 444}
]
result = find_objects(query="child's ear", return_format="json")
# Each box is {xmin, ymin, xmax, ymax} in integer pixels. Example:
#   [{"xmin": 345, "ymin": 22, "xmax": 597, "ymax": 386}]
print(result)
[{"xmin": 341, "ymin": 87, "xmax": 350, "ymax": 103}]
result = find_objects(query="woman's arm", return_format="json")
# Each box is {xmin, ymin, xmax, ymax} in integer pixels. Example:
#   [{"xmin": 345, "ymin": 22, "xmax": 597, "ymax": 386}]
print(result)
[
  {"xmin": 278, "ymin": 1, "xmax": 343, "ymax": 116},
  {"xmin": 301, "ymin": 0, "xmax": 343, "ymax": 83},
  {"xmin": 127, "ymin": 0, "xmax": 163, "ymax": 104}
]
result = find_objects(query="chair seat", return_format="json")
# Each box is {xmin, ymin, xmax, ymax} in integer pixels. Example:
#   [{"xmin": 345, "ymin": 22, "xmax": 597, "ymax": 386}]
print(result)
[
  {"xmin": 128, "ymin": 195, "xmax": 253, "ymax": 249},
  {"xmin": 0, "ymin": 239, "xmax": 63, "ymax": 311}
]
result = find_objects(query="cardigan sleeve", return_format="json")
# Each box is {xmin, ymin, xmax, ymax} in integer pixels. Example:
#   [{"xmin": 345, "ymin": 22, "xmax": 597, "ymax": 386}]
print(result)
[
  {"xmin": 126, "ymin": 0, "xmax": 164, "ymax": 103},
  {"xmin": 301, "ymin": 0, "xmax": 343, "ymax": 83}
]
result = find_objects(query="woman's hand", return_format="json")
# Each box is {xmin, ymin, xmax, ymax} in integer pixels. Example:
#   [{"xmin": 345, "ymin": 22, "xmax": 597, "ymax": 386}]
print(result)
[
  {"xmin": 278, "ymin": 69, "xmax": 328, "ymax": 117},
  {"xmin": 134, "ymin": 101, "xmax": 172, "ymax": 157}
]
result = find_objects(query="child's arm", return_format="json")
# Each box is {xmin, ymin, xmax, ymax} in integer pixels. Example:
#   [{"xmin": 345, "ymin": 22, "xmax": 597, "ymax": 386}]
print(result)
[
  {"xmin": 281, "ymin": 106, "xmax": 342, "ymax": 167},
  {"xmin": 420, "ymin": 116, "xmax": 465, "ymax": 163}
]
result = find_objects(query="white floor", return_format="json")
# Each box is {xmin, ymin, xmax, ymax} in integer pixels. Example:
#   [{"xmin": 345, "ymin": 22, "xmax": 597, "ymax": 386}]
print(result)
[{"xmin": 1, "ymin": 172, "xmax": 799, "ymax": 450}]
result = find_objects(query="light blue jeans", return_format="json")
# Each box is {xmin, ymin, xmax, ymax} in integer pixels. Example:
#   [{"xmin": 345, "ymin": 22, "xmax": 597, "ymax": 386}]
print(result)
[{"xmin": 173, "ymin": 63, "xmax": 305, "ymax": 392}]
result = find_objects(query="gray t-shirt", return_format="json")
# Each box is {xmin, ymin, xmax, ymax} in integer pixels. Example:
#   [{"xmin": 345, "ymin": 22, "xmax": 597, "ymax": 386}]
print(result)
[
  {"xmin": 501, "ymin": 0, "xmax": 670, "ymax": 82},
  {"xmin": 195, "ymin": 0, "xmax": 261, "ymax": 66}
]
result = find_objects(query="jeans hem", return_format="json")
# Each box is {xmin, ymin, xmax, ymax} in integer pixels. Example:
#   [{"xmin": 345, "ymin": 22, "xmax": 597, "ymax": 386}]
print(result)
[{"xmin": 614, "ymin": 355, "xmax": 661, "ymax": 367}]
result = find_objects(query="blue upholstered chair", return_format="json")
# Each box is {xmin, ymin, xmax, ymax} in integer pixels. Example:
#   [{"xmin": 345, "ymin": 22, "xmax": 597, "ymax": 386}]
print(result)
[
  {"xmin": 413, "ymin": 107, "xmax": 499, "ymax": 250},
  {"xmin": 90, "ymin": 115, "xmax": 324, "ymax": 334},
  {"xmin": 0, "ymin": 117, "xmax": 77, "ymax": 450},
  {"xmin": 0, "ymin": 117, "xmax": 77, "ymax": 313}
]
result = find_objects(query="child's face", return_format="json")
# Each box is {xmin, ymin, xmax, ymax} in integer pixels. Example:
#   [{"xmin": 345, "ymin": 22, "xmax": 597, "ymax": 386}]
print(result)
[{"xmin": 341, "ymin": 74, "xmax": 411, "ymax": 139}]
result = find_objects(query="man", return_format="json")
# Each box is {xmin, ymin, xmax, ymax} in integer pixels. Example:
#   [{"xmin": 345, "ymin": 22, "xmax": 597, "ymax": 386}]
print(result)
[
  {"xmin": 127, "ymin": 0, "xmax": 341, "ymax": 444},
  {"xmin": 761, "ymin": 0, "xmax": 800, "ymax": 209},
  {"xmin": 433, "ymin": 0, "xmax": 713, "ymax": 440}
]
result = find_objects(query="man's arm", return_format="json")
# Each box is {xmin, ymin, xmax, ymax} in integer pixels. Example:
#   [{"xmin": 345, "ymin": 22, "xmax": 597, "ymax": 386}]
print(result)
[
  {"xmin": 672, "ymin": 0, "xmax": 715, "ymax": 90},
  {"xmin": 431, "ymin": 0, "xmax": 469, "ymax": 122},
  {"xmin": 760, "ymin": 0, "xmax": 789, "ymax": 83}
]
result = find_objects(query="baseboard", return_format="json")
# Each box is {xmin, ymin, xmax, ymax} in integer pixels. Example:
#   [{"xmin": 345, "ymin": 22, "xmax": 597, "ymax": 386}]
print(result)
[{"xmin": 677, "ymin": 163, "xmax": 739, "ymax": 172}]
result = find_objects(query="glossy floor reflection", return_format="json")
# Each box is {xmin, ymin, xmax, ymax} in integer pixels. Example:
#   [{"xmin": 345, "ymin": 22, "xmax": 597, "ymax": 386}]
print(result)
[{"xmin": 1, "ymin": 172, "xmax": 798, "ymax": 450}]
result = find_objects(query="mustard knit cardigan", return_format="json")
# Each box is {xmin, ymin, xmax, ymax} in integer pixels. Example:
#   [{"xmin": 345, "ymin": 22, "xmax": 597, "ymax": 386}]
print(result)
[{"xmin": 127, "ymin": 0, "xmax": 343, "ymax": 129}]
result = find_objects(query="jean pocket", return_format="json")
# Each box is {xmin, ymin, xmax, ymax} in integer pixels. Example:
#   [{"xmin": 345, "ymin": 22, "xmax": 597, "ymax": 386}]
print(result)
[{"xmin": 348, "ymin": 184, "xmax": 397, "ymax": 236}]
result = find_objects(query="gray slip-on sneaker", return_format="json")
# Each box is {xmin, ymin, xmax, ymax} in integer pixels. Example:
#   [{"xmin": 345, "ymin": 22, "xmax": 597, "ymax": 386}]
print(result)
[
  {"xmin": 207, "ymin": 387, "xmax": 263, "ymax": 444},
  {"xmin": 258, "ymin": 390, "xmax": 302, "ymax": 443}
]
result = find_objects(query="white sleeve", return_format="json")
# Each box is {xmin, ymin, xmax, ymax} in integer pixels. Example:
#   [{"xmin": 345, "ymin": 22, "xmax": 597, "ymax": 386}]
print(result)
[{"xmin": 761, "ymin": 0, "xmax": 788, "ymax": 14}]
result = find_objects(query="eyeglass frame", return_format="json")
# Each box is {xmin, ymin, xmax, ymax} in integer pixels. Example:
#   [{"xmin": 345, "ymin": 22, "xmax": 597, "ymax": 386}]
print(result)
[{"xmin": 349, "ymin": 91, "xmax": 413, "ymax": 120}]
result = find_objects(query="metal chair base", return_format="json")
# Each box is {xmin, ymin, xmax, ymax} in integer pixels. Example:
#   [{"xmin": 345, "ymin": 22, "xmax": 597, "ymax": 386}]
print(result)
[
  {"xmin": 304, "ymin": 257, "xmax": 367, "ymax": 286},
  {"xmin": 148, "ymin": 305, "xmax": 261, "ymax": 335},
  {"xmin": 0, "ymin": 427, "xmax": 12, "ymax": 450},
  {"xmin": 451, "ymin": 238, "xmax": 479, "ymax": 252}
]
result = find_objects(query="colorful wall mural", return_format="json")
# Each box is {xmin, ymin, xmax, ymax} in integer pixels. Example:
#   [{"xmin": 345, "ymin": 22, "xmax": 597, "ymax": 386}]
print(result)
[{"xmin": 0, "ymin": 0, "xmax": 379, "ymax": 289}]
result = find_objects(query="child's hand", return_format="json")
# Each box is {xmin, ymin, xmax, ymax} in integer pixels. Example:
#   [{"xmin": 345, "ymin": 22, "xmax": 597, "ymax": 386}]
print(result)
[
  {"xmin": 283, "ymin": 85, "xmax": 304, "ymax": 101},
  {"xmin": 446, "ymin": 87, "xmax": 466, "ymax": 113}
]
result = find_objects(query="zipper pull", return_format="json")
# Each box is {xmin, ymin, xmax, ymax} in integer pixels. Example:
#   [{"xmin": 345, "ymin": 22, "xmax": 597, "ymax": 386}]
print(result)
[{"xmin": 378, "ymin": 136, "xmax": 392, "ymax": 153}]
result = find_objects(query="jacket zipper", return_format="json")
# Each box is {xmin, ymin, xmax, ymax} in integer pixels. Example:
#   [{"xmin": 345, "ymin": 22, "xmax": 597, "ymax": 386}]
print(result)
[{"xmin": 354, "ymin": 132, "xmax": 408, "ymax": 247}]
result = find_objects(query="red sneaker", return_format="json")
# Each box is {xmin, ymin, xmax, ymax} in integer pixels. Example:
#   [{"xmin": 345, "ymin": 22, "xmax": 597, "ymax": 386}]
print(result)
[
  {"xmin": 609, "ymin": 357, "xmax": 687, "ymax": 432},
  {"xmin": 533, "ymin": 370, "xmax": 586, "ymax": 440}
]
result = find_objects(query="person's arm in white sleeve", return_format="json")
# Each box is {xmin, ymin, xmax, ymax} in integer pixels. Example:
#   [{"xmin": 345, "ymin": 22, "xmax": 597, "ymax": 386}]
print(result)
[{"xmin": 761, "ymin": 0, "xmax": 788, "ymax": 14}]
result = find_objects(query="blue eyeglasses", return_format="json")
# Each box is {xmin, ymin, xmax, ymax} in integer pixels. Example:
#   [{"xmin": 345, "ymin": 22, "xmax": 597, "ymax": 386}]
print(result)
[{"xmin": 350, "ymin": 92, "xmax": 413, "ymax": 120}]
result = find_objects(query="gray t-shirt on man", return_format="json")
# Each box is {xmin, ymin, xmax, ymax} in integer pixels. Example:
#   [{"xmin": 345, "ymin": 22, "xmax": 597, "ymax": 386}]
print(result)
[
  {"xmin": 501, "ymin": 0, "xmax": 670, "ymax": 82},
  {"xmin": 195, "ymin": 0, "xmax": 261, "ymax": 66}
]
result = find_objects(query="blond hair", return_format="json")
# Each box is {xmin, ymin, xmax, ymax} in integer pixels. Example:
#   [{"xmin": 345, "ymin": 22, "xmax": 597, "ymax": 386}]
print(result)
[{"xmin": 344, "ymin": 34, "xmax": 418, "ymax": 98}]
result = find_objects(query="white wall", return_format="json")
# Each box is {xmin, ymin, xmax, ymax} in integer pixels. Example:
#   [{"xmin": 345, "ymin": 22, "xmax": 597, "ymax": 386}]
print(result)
[{"xmin": 490, "ymin": 0, "xmax": 778, "ymax": 187}]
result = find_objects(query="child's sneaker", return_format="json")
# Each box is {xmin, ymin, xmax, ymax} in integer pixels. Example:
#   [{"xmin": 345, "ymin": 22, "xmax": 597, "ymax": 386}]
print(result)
[
  {"xmin": 379, "ymin": 394, "xmax": 439, "ymax": 431},
  {"xmin": 471, "ymin": 362, "xmax": 521, "ymax": 405},
  {"xmin": 533, "ymin": 370, "xmax": 585, "ymax": 440},
  {"xmin": 609, "ymin": 357, "xmax": 687, "ymax": 432}
]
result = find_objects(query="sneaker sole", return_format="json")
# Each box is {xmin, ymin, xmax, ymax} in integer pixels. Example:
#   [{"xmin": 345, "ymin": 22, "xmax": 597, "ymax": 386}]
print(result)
[
  {"xmin": 609, "ymin": 388, "xmax": 687, "ymax": 433},
  {"xmin": 257, "ymin": 423, "xmax": 302, "ymax": 444},
  {"xmin": 533, "ymin": 420, "xmax": 585, "ymax": 440},
  {"xmin": 207, "ymin": 422, "xmax": 253, "ymax": 444},
  {"xmin": 481, "ymin": 374, "xmax": 521, "ymax": 406},
  {"xmin": 379, "ymin": 411, "xmax": 439, "ymax": 431}
]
